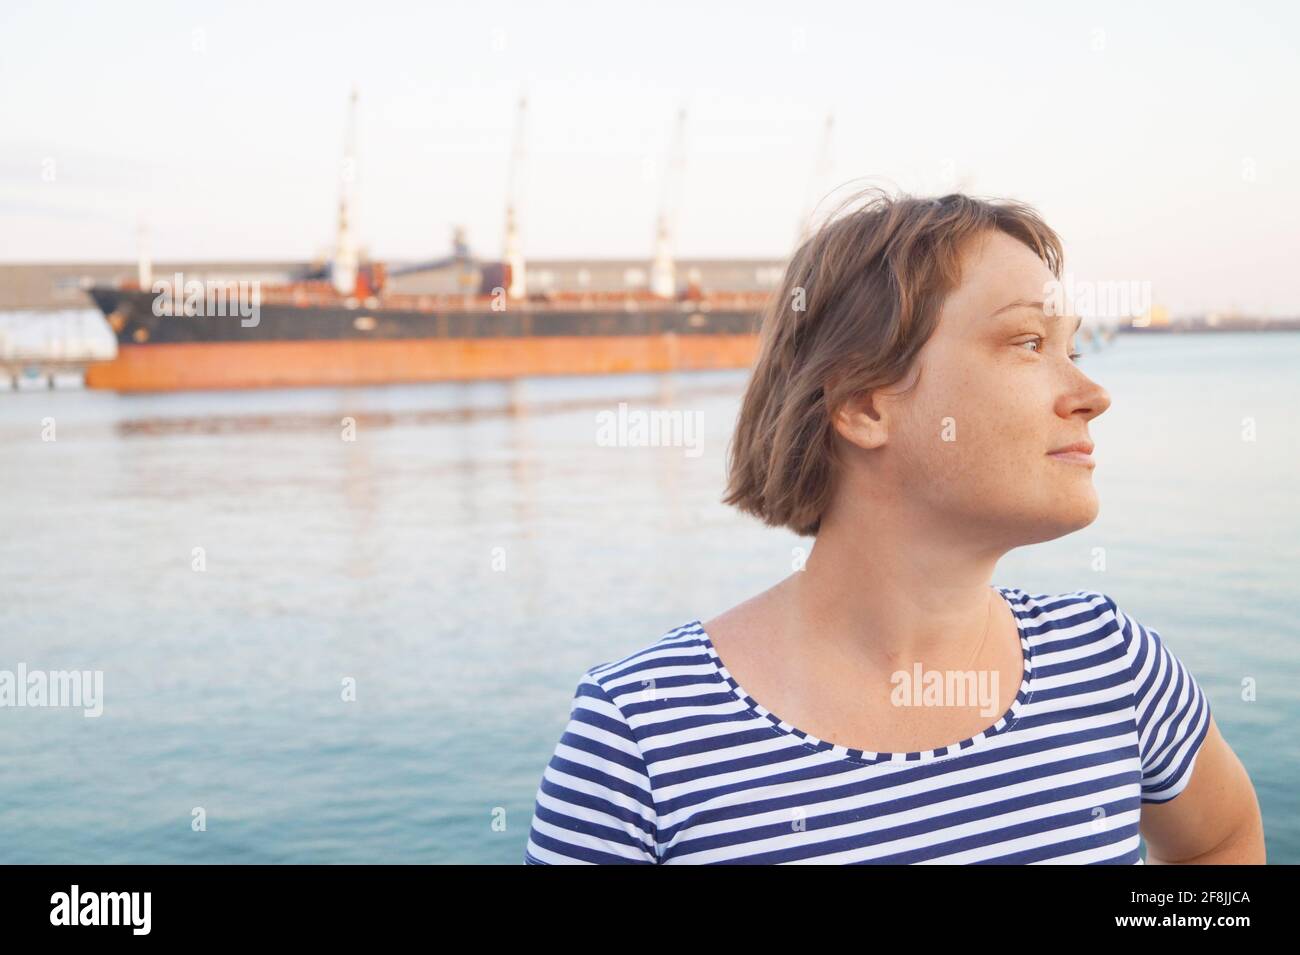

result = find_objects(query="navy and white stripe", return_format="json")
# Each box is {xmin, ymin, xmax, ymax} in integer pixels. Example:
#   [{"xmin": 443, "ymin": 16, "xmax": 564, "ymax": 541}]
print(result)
[{"xmin": 524, "ymin": 587, "xmax": 1212, "ymax": 864}]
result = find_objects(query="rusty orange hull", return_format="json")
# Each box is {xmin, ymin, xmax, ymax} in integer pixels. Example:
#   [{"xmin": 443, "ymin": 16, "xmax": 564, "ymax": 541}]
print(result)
[{"xmin": 84, "ymin": 335, "xmax": 761, "ymax": 392}]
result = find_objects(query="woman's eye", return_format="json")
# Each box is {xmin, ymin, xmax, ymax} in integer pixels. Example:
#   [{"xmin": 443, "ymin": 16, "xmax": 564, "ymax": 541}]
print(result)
[{"xmin": 1018, "ymin": 336, "xmax": 1083, "ymax": 362}]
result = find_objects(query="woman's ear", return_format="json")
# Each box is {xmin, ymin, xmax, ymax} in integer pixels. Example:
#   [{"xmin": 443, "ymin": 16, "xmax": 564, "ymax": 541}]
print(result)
[{"xmin": 830, "ymin": 389, "xmax": 887, "ymax": 452}]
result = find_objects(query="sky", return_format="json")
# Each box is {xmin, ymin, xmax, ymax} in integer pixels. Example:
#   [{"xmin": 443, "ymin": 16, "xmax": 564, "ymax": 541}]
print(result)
[{"xmin": 1, "ymin": 0, "xmax": 1297, "ymax": 316}]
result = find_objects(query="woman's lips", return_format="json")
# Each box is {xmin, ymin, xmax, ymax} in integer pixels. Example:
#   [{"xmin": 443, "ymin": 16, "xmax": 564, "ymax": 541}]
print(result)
[{"xmin": 1048, "ymin": 450, "xmax": 1095, "ymax": 467}]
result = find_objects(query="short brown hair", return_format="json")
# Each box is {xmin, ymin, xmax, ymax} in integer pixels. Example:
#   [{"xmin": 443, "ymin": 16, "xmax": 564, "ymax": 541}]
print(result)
[{"xmin": 722, "ymin": 187, "xmax": 1065, "ymax": 537}]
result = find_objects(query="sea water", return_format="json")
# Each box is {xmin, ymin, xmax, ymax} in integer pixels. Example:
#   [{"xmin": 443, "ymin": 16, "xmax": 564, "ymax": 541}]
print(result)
[{"xmin": 0, "ymin": 327, "xmax": 1295, "ymax": 863}]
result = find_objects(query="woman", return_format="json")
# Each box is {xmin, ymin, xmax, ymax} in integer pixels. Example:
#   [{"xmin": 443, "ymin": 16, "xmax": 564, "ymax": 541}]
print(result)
[{"xmin": 524, "ymin": 190, "xmax": 1264, "ymax": 864}]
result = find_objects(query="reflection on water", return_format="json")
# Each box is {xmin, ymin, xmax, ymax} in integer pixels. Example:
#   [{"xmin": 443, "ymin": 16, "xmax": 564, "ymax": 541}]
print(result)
[
  {"xmin": 110, "ymin": 382, "xmax": 745, "ymax": 438},
  {"xmin": 0, "ymin": 337, "xmax": 1297, "ymax": 863}
]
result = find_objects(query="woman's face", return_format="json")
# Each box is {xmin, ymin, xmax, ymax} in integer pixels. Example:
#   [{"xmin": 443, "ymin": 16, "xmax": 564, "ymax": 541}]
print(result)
[{"xmin": 863, "ymin": 229, "xmax": 1112, "ymax": 549}]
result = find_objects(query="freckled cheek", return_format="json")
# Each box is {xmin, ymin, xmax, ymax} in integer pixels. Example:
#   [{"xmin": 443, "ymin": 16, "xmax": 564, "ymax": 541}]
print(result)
[{"xmin": 914, "ymin": 371, "xmax": 1038, "ymax": 481}]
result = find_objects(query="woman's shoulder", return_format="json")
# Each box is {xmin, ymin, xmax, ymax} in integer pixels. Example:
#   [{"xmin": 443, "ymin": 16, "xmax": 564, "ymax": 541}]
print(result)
[
  {"xmin": 1006, "ymin": 585, "xmax": 1212, "ymax": 802},
  {"xmin": 1010, "ymin": 586, "xmax": 1162, "ymax": 630},
  {"xmin": 1005, "ymin": 585, "xmax": 1194, "ymax": 677},
  {"xmin": 999, "ymin": 585, "xmax": 1132, "ymax": 657},
  {"xmin": 576, "ymin": 619, "xmax": 715, "ymax": 709},
  {"xmin": 1003, "ymin": 585, "xmax": 1116, "ymax": 623}
]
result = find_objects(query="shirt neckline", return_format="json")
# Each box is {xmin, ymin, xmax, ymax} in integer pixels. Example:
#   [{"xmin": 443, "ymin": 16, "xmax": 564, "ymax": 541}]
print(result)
[{"xmin": 691, "ymin": 585, "xmax": 1036, "ymax": 767}]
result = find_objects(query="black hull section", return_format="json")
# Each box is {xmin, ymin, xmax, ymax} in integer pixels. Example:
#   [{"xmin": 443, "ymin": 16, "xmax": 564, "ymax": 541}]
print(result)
[{"xmin": 88, "ymin": 288, "xmax": 764, "ymax": 346}]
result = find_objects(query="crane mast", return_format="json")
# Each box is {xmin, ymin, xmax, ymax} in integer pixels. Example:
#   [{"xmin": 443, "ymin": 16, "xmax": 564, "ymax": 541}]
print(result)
[
  {"xmin": 503, "ymin": 94, "xmax": 529, "ymax": 300},
  {"xmin": 650, "ymin": 106, "xmax": 687, "ymax": 299},
  {"xmin": 331, "ymin": 87, "xmax": 361, "ymax": 297}
]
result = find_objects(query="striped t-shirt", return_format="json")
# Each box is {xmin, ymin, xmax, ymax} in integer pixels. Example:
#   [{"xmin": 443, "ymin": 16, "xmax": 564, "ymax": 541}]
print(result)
[{"xmin": 524, "ymin": 587, "xmax": 1212, "ymax": 864}]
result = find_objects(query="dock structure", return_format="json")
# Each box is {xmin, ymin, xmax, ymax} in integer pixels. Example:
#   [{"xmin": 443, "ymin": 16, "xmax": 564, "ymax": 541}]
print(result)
[
  {"xmin": 0, "ymin": 357, "xmax": 94, "ymax": 390},
  {"xmin": 0, "ymin": 310, "xmax": 115, "ymax": 390}
]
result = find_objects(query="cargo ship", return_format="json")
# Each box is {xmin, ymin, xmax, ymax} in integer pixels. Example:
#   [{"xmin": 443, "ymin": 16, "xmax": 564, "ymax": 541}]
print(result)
[
  {"xmin": 84, "ymin": 94, "xmax": 770, "ymax": 393},
  {"xmin": 83, "ymin": 278, "xmax": 767, "ymax": 392}
]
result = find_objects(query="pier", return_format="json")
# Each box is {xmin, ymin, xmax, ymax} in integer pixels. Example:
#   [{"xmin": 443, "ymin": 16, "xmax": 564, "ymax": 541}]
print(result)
[{"xmin": 0, "ymin": 311, "xmax": 114, "ymax": 390}]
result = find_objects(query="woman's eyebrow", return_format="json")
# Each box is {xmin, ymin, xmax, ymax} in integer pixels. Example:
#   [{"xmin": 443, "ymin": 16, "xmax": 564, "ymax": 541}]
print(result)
[{"xmin": 987, "ymin": 299, "xmax": 1083, "ymax": 334}]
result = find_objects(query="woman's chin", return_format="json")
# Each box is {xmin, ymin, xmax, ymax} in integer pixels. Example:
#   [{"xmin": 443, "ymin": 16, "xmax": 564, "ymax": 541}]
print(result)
[
  {"xmin": 1048, "ymin": 493, "xmax": 1100, "ymax": 537},
  {"xmin": 1005, "ymin": 491, "xmax": 1099, "ymax": 545}
]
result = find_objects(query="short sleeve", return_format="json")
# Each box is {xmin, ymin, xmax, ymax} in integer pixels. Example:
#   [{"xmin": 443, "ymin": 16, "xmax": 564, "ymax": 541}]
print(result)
[
  {"xmin": 524, "ymin": 669, "xmax": 659, "ymax": 864},
  {"xmin": 1107, "ymin": 595, "xmax": 1213, "ymax": 804}
]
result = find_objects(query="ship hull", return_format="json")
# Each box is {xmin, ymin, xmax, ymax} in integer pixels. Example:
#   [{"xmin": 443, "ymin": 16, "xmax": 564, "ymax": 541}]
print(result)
[
  {"xmin": 85, "ymin": 288, "xmax": 763, "ymax": 391},
  {"xmin": 85, "ymin": 335, "xmax": 761, "ymax": 391}
]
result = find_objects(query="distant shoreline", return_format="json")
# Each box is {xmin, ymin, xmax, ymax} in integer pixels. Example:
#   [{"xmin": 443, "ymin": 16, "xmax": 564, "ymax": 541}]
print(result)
[{"xmin": 1117, "ymin": 318, "xmax": 1300, "ymax": 334}]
